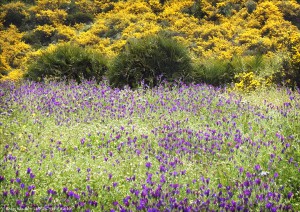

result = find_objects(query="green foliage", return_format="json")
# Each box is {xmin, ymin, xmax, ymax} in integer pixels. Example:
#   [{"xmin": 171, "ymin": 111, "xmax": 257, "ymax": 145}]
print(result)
[
  {"xmin": 108, "ymin": 34, "xmax": 193, "ymax": 88},
  {"xmin": 3, "ymin": 6, "xmax": 26, "ymax": 28},
  {"xmin": 245, "ymin": 0, "xmax": 257, "ymax": 14},
  {"xmin": 22, "ymin": 30, "xmax": 54, "ymax": 47},
  {"xmin": 0, "ymin": 0, "xmax": 35, "ymax": 5},
  {"xmin": 192, "ymin": 59, "xmax": 235, "ymax": 86},
  {"xmin": 25, "ymin": 44, "xmax": 108, "ymax": 82},
  {"xmin": 181, "ymin": 0, "xmax": 206, "ymax": 19},
  {"xmin": 65, "ymin": 12, "xmax": 94, "ymax": 26}
]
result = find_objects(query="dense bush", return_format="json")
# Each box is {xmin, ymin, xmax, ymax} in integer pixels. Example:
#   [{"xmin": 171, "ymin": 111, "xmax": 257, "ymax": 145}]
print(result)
[
  {"xmin": 65, "ymin": 12, "xmax": 94, "ymax": 26},
  {"xmin": 108, "ymin": 34, "xmax": 193, "ymax": 88},
  {"xmin": 23, "ymin": 30, "xmax": 55, "ymax": 48},
  {"xmin": 192, "ymin": 59, "xmax": 236, "ymax": 86},
  {"xmin": 25, "ymin": 44, "xmax": 108, "ymax": 82}
]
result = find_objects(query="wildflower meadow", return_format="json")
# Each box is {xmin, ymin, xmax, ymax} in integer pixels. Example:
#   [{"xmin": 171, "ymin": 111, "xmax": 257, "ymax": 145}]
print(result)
[
  {"xmin": 1, "ymin": 80, "xmax": 299, "ymax": 211},
  {"xmin": 1, "ymin": 0, "xmax": 300, "ymax": 211}
]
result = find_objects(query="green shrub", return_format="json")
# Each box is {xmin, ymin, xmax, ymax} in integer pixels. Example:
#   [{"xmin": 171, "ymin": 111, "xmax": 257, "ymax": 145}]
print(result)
[
  {"xmin": 107, "ymin": 34, "xmax": 193, "ymax": 88},
  {"xmin": 3, "ymin": 7, "xmax": 26, "ymax": 28},
  {"xmin": 25, "ymin": 44, "xmax": 108, "ymax": 83},
  {"xmin": 181, "ymin": 0, "xmax": 206, "ymax": 19},
  {"xmin": 65, "ymin": 12, "xmax": 94, "ymax": 26},
  {"xmin": 245, "ymin": 0, "xmax": 257, "ymax": 14},
  {"xmin": 23, "ymin": 30, "xmax": 55, "ymax": 48},
  {"xmin": 192, "ymin": 59, "xmax": 236, "ymax": 86}
]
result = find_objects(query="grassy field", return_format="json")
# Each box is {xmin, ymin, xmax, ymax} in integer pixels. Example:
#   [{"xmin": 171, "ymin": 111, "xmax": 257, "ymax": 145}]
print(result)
[{"xmin": 1, "ymin": 80, "xmax": 300, "ymax": 211}]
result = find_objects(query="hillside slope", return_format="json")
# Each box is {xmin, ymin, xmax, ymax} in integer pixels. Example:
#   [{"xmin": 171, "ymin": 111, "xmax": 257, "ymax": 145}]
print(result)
[{"xmin": 1, "ymin": 0, "xmax": 300, "ymax": 84}]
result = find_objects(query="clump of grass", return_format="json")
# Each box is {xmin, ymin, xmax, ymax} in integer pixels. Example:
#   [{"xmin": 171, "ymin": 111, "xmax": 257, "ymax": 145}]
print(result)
[
  {"xmin": 108, "ymin": 33, "xmax": 193, "ymax": 88},
  {"xmin": 25, "ymin": 43, "xmax": 108, "ymax": 83}
]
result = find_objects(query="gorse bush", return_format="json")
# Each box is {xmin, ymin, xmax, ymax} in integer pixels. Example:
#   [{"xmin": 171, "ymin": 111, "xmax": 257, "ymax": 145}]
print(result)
[
  {"xmin": 25, "ymin": 44, "xmax": 108, "ymax": 82},
  {"xmin": 108, "ymin": 34, "xmax": 193, "ymax": 88}
]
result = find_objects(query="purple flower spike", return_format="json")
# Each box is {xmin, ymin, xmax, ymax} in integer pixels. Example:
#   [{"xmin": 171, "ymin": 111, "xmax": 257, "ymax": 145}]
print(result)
[
  {"xmin": 27, "ymin": 168, "xmax": 31, "ymax": 174},
  {"xmin": 266, "ymin": 202, "xmax": 273, "ymax": 209},
  {"xmin": 246, "ymin": 172, "xmax": 252, "ymax": 178},
  {"xmin": 30, "ymin": 173, "xmax": 35, "ymax": 179},
  {"xmin": 287, "ymin": 192, "xmax": 293, "ymax": 199},
  {"xmin": 145, "ymin": 162, "xmax": 152, "ymax": 169},
  {"xmin": 63, "ymin": 187, "xmax": 68, "ymax": 193},
  {"xmin": 254, "ymin": 164, "xmax": 261, "ymax": 171},
  {"xmin": 274, "ymin": 172, "xmax": 279, "ymax": 178},
  {"xmin": 239, "ymin": 167, "xmax": 244, "ymax": 173},
  {"xmin": 0, "ymin": 176, "xmax": 5, "ymax": 182}
]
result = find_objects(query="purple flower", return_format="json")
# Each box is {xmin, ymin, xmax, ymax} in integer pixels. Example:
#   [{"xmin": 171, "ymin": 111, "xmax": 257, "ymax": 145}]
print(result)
[
  {"xmin": 28, "ymin": 185, "xmax": 35, "ymax": 191},
  {"xmin": 287, "ymin": 192, "xmax": 293, "ymax": 199},
  {"xmin": 20, "ymin": 183, "xmax": 25, "ymax": 189},
  {"xmin": 113, "ymin": 182, "xmax": 118, "ymax": 187},
  {"xmin": 68, "ymin": 190, "xmax": 74, "ymax": 197},
  {"xmin": 2, "ymin": 191, "xmax": 8, "ymax": 197},
  {"xmin": 243, "ymin": 189, "xmax": 251, "ymax": 197},
  {"xmin": 30, "ymin": 173, "xmax": 35, "ymax": 179},
  {"xmin": 266, "ymin": 202, "xmax": 273, "ymax": 209},
  {"xmin": 255, "ymin": 178, "xmax": 261, "ymax": 185},
  {"xmin": 160, "ymin": 175, "xmax": 166, "ymax": 183},
  {"xmin": 159, "ymin": 165, "xmax": 166, "ymax": 173},
  {"xmin": 123, "ymin": 196, "xmax": 131, "ymax": 207},
  {"xmin": 246, "ymin": 172, "xmax": 252, "ymax": 178},
  {"xmin": 239, "ymin": 167, "xmax": 244, "ymax": 173},
  {"xmin": 74, "ymin": 193, "xmax": 80, "ymax": 200},
  {"xmin": 145, "ymin": 162, "xmax": 152, "ymax": 169},
  {"xmin": 0, "ymin": 176, "xmax": 5, "ymax": 182},
  {"xmin": 271, "ymin": 207, "xmax": 277, "ymax": 212},
  {"xmin": 254, "ymin": 164, "xmax": 261, "ymax": 171},
  {"xmin": 27, "ymin": 168, "xmax": 31, "ymax": 174},
  {"xmin": 274, "ymin": 172, "xmax": 279, "ymax": 178}
]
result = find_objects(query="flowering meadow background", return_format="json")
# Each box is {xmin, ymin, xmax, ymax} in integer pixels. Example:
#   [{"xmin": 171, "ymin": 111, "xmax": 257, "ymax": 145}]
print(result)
[
  {"xmin": 1, "ymin": 80, "xmax": 300, "ymax": 211},
  {"xmin": 1, "ymin": 0, "xmax": 300, "ymax": 211}
]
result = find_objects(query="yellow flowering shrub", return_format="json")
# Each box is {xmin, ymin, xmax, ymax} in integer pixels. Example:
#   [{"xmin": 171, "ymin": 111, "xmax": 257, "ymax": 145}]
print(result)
[
  {"xmin": 55, "ymin": 24, "xmax": 77, "ymax": 41},
  {"xmin": 0, "ymin": 1, "xmax": 29, "ymax": 28},
  {"xmin": 0, "ymin": 0, "xmax": 300, "ymax": 85},
  {"xmin": 34, "ymin": 9, "xmax": 68, "ymax": 25},
  {"xmin": 0, "ymin": 69, "xmax": 24, "ymax": 82},
  {"xmin": 33, "ymin": 0, "xmax": 71, "ymax": 10},
  {"xmin": 0, "ymin": 25, "xmax": 31, "ymax": 73},
  {"xmin": 34, "ymin": 24, "xmax": 56, "ymax": 36},
  {"xmin": 234, "ymin": 72, "xmax": 264, "ymax": 92},
  {"xmin": 74, "ymin": 0, "xmax": 162, "ymax": 57}
]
